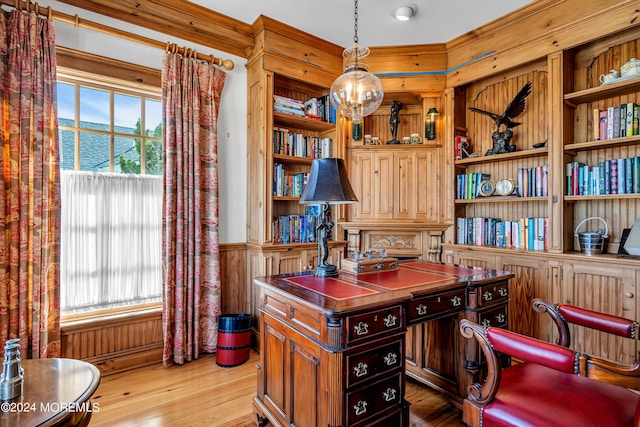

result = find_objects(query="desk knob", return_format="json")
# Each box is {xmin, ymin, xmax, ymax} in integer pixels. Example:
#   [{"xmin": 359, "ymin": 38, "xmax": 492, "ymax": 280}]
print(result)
[{"xmin": 625, "ymin": 292, "xmax": 634, "ymax": 298}]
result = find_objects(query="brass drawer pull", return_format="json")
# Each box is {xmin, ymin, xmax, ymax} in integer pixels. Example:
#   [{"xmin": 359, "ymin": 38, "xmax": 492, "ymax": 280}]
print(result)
[
  {"xmin": 483, "ymin": 291, "xmax": 493, "ymax": 301},
  {"xmin": 384, "ymin": 352, "xmax": 398, "ymax": 366},
  {"xmin": 354, "ymin": 322, "xmax": 369, "ymax": 336},
  {"xmin": 354, "ymin": 400, "xmax": 367, "ymax": 416},
  {"xmin": 416, "ymin": 304, "xmax": 428, "ymax": 315},
  {"xmin": 498, "ymin": 288, "xmax": 508, "ymax": 297},
  {"xmin": 482, "ymin": 318, "xmax": 491, "ymax": 327},
  {"xmin": 383, "ymin": 387, "xmax": 397, "ymax": 402},
  {"xmin": 384, "ymin": 314, "xmax": 397, "ymax": 327},
  {"xmin": 354, "ymin": 362, "xmax": 368, "ymax": 377},
  {"xmin": 495, "ymin": 313, "xmax": 506, "ymax": 323},
  {"xmin": 451, "ymin": 295, "xmax": 462, "ymax": 306}
]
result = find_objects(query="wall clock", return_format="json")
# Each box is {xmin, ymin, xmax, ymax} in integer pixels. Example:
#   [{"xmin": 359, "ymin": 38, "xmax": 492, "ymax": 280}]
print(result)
[
  {"xmin": 478, "ymin": 179, "xmax": 496, "ymax": 197},
  {"xmin": 496, "ymin": 179, "xmax": 517, "ymax": 196}
]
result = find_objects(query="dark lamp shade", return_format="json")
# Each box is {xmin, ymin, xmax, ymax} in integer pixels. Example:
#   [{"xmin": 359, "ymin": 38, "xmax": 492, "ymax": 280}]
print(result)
[{"xmin": 299, "ymin": 158, "xmax": 358, "ymax": 205}]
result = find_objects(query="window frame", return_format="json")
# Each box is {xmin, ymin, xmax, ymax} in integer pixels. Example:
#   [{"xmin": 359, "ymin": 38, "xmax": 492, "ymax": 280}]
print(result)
[
  {"xmin": 57, "ymin": 68, "xmax": 162, "ymax": 174},
  {"xmin": 57, "ymin": 67, "xmax": 164, "ymax": 322}
]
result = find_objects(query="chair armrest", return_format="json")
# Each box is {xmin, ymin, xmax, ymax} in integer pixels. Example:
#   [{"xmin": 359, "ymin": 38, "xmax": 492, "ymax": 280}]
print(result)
[
  {"xmin": 459, "ymin": 320, "xmax": 579, "ymax": 406},
  {"xmin": 585, "ymin": 356, "xmax": 640, "ymax": 390},
  {"xmin": 533, "ymin": 298, "xmax": 638, "ymax": 347}
]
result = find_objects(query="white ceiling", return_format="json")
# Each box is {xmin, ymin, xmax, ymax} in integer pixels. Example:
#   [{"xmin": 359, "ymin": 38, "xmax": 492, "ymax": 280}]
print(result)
[{"xmin": 191, "ymin": 0, "xmax": 534, "ymax": 48}]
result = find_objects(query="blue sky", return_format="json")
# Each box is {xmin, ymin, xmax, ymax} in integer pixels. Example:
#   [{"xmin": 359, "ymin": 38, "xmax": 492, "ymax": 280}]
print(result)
[{"xmin": 57, "ymin": 82, "xmax": 162, "ymax": 132}]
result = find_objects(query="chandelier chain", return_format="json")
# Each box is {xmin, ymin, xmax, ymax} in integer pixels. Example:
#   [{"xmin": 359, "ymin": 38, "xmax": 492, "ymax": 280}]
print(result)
[{"xmin": 353, "ymin": 0, "xmax": 359, "ymax": 44}]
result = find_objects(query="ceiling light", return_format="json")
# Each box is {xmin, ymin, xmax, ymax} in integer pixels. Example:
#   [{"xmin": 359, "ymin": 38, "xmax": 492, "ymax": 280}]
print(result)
[
  {"xmin": 329, "ymin": 0, "xmax": 384, "ymax": 125},
  {"xmin": 394, "ymin": 4, "xmax": 417, "ymax": 21}
]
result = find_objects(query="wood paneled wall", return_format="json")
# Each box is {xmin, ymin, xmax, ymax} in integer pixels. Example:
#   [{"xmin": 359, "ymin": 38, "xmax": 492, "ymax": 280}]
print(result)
[{"xmin": 61, "ymin": 243, "xmax": 247, "ymax": 376}]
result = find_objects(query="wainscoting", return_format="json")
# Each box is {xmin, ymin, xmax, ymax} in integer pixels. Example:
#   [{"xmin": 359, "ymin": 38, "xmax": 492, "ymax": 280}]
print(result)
[{"xmin": 60, "ymin": 243, "xmax": 248, "ymax": 376}]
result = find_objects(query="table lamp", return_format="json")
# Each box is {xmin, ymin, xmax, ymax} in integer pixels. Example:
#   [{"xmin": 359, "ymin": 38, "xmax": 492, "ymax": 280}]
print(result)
[{"xmin": 300, "ymin": 158, "xmax": 358, "ymax": 277}]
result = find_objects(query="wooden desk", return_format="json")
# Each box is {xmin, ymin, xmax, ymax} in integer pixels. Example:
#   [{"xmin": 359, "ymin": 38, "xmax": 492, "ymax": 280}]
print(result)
[
  {"xmin": 0, "ymin": 358, "xmax": 100, "ymax": 427},
  {"xmin": 252, "ymin": 261, "xmax": 513, "ymax": 427}
]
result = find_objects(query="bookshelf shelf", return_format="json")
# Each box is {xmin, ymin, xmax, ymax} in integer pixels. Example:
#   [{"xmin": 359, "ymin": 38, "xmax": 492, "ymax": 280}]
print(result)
[
  {"xmin": 272, "ymin": 154, "xmax": 314, "ymax": 165},
  {"xmin": 274, "ymin": 112, "xmax": 335, "ymax": 132},
  {"xmin": 564, "ymin": 193, "xmax": 640, "ymax": 201},
  {"xmin": 564, "ymin": 75, "xmax": 640, "ymax": 105},
  {"xmin": 564, "ymin": 135, "xmax": 640, "ymax": 152},
  {"xmin": 455, "ymin": 196, "xmax": 547, "ymax": 204},
  {"xmin": 454, "ymin": 147, "xmax": 548, "ymax": 166},
  {"xmin": 273, "ymin": 196, "xmax": 301, "ymax": 201}
]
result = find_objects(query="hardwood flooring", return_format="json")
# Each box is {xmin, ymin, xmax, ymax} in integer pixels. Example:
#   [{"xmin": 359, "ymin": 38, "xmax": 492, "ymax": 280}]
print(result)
[{"xmin": 89, "ymin": 351, "xmax": 464, "ymax": 427}]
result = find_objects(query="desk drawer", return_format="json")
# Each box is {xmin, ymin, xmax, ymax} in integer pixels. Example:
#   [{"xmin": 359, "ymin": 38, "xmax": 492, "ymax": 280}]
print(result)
[
  {"xmin": 477, "ymin": 281, "xmax": 509, "ymax": 307},
  {"xmin": 346, "ymin": 339, "xmax": 403, "ymax": 388},
  {"xmin": 478, "ymin": 304, "xmax": 508, "ymax": 328},
  {"xmin": 346, "ymin": 373, "xmax": 403, "ymax": 426},
  {"xmin": 347, "ymin": 305, "xmax": 403, "ymax": 344},
  {"xmin": 407, "ymin": 288, "xmax": 466, "ymax": 324}
]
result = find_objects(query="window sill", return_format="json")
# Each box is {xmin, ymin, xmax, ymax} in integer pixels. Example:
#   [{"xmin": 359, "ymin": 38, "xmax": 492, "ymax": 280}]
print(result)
[{"xmin": 61, "ymin": 302, "xmax": 162, "ymax": 333}]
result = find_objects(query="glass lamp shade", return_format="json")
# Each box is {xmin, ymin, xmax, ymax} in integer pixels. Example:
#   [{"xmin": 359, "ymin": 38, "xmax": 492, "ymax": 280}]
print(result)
[{"xmin": 329, "ymin": 64, "xmax": 384, "ymax": 123}]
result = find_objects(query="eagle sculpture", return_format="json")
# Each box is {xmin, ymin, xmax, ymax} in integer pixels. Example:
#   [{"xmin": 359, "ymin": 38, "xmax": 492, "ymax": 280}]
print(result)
[{"xmin": 469, "ymin": 81, "xmax": 532, "ymax": 155}]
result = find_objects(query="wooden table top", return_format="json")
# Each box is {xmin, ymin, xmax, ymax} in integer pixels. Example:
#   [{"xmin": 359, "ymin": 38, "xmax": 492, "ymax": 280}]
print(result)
[{"xmin": 0, "ymin": 358, "xmax": 100, "ymax": 427}]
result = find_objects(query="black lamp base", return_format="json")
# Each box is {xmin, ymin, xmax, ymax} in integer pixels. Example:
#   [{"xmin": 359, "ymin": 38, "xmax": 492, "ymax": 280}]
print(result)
[{"xmin": 314, "ymin": 263, "xmax": 338, "ymax": 277}]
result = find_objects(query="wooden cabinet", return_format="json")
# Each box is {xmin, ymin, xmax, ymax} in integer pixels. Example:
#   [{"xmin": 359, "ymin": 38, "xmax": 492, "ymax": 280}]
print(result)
[{"xmin": 560, "ymin": 260, "xmax": 638, "ymax": 364}]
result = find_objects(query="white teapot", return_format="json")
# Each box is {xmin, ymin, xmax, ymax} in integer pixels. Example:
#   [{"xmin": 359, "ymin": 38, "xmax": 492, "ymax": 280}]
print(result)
[
  {"xmin": 621, "ymin": 58, "xmax": 640, "ymax": 77},
  {"xmin": 599, "ymin": 69, "xmax": 619, "ymax": 84}
]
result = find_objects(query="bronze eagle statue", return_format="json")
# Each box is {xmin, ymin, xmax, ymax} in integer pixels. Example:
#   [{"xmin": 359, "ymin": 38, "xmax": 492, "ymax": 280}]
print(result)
[{"xmin": 469, "ymin": 81, "xmax": 532, "ymax": 131}]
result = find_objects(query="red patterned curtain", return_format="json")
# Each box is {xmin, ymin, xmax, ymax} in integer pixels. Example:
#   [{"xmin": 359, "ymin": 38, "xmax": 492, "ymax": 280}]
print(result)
[
  {"xmin": 161, "ymin": 52, "xmax": 226, "ymax": 365},
  {"xmin": 0, "ymin": 9, "xmax": 60, "ymax": 358}
]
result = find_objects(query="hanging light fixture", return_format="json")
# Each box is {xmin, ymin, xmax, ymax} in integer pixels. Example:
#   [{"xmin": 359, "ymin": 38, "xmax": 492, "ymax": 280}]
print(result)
[{"xmin": 329, "ymin": 0, "xmax": 384, "ymax": 128}]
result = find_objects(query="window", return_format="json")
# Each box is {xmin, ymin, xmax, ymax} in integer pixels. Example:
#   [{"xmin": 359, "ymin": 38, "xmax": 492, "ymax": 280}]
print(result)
[{"xmin": 58, "ymin": 71, "xmax": 163, "ymax": 315}]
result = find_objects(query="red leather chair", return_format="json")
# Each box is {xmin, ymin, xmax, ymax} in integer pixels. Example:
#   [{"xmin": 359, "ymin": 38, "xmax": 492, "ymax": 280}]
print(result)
[
  {"xmin": 459, "ymin": 319, "xmax": 640, "ymax": 427},
  {"xmin": 532, "ymin": 298, "xmax": 639, "ymax": 390}
]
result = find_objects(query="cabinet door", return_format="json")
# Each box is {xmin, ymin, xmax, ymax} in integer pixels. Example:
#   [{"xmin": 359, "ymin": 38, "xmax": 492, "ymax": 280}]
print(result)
[
  {"xmin": 393, "ymin": 152, "xmax": 414, "ymax": 220},
  {"xmin": 351, "ymin": 151, "xmax": 393, "ymax": 221},
  {"xmin": 561, "ymin": 262, "xmax": 637, "ymax": 364},
  {"xmin": 496, "ymin": 256, "xmax": 551, "ymax": 340}
]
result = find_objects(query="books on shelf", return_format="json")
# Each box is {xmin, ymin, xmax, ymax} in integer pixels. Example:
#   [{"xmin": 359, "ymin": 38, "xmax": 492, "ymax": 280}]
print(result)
[
  {"xmin": 273, "ymin": 128, "xmax": 327, "ymax": 158},
  {"xmin": 273, "ymin": 164, "xmax": 308, "ymax": 197},
  {"xmin": 272, "ymin": 214, "xmax": 317, "ymax": 244},
  {"xmin": 456, "ymin": 216, "xmax": 547, "ymax": 251},
  {"xmin": 594, "ymin": 103, "xmax": 639, "ymax": 140},
  {"xmin": 566, "ymin": 156, "xmax": 640, "ymax": 195},
  {"xmin": 273, "ymin": 94, "xmax": 336, "ymax": 123}
]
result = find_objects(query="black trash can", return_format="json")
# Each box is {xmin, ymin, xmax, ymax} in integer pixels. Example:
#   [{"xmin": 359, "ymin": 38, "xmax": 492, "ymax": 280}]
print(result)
[{"xmin": 216, "ymin": 313, "xmax": 252, "ymax": 367}]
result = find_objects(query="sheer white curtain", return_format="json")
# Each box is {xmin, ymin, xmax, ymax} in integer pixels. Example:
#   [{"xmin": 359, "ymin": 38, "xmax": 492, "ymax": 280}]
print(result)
[{"xmin": 60, "ymin": 170, "xmax": 162, "ymax": 314}]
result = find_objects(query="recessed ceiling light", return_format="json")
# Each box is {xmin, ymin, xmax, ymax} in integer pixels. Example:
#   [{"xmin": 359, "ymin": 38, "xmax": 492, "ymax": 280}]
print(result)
[{"xmin": 394, "ymin": 4, "xmax": 417, "ymax": 21}]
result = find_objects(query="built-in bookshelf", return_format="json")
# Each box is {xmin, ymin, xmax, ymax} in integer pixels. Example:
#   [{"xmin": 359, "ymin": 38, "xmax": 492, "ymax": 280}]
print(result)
[
  {"xmin": 562, "ymin": 34, "xmax": 640, "ymax": 255},
  {"xmin": 450, "ymin": 64, "xmax": 549, "ymax": 253}
]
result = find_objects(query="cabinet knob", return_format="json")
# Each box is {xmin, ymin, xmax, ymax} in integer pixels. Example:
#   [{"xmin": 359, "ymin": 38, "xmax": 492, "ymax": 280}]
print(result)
[{"xmin": 625, "ymin": 292, "xmax": 634, "ymax": 298}]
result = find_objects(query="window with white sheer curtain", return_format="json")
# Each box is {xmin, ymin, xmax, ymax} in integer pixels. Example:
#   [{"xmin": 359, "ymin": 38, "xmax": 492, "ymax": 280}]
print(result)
[
  {"xmin": 57, "ymin": 71, "xmax": 163, "ymax": 315},
  {"xmin": 60, "ymin": 171, "xmax": 162, "ymax": 314}
]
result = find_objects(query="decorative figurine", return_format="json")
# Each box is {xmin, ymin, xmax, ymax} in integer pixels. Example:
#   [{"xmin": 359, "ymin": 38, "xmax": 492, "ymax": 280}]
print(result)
[
  {"xmin": 469, "ymin": 81, "xmax": 532, "ymax": 155},
  {"xmin": 387, "ymin": 100, "xmax": 404, "ymax": 144}
]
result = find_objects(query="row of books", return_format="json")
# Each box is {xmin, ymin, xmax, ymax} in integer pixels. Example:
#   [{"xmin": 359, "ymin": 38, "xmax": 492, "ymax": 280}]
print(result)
[
  {"xmin": 273, "ymin": 164, "xmax": 308, "ymax": 197},
  {"xmin": 456, "ymin": 172, "xmax": 490, "ymax": 199},
  {"xmin": 593, "ymin": 103, "xmax": 639, "ymax": 140},
  {"xmin": 272, "ymin": 214, "xmax": 317, "ymax": 244},
  {"xmin": 517, "ymin": 165, "xmax": 548, "ymax": 197},
  {"xmin": 456, "ymin": 216, "xmax": 548, "ymax": 251},
  {"xmin": 303, "ymin": 94, "xmax": 337, "ymax": 124},
  {"xmin": 566, "ymin": 157, "xmax": 640, "ymax": 195},
  {"xmin": 273, "ymin": 94, "xmax": 336, "ymax": 124},
  {"xmin": 273, "ymin": 128, "xmax": 326, "ymax": 158}
]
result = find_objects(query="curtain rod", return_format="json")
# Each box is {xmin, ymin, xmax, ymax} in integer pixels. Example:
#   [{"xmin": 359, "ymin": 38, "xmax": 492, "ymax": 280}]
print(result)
[{"xmin": 0, "ymin": 0, "xmax": 235, "ymax": 70}]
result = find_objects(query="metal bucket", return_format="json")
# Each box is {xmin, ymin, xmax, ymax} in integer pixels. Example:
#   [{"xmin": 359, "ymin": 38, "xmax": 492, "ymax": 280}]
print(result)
[{"xmin": 574, "ymin": 216, "xmax": 608, "ymax": 255}]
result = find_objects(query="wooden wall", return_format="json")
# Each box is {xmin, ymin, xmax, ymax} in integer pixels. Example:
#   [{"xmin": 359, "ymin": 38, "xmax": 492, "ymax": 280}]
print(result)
[{"xmin": 61, "ymin": 243, "xmax": 247, "ymax": 375}]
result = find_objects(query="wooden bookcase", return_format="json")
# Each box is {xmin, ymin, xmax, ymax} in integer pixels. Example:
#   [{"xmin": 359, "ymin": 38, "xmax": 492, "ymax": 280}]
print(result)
[
  {"xmin": 245, "ymin": 17, "xmax": 347, "ymax": 345},
  {"xmin": 444, "ymin": 24, "xmax": 640, "ymax": 365}
]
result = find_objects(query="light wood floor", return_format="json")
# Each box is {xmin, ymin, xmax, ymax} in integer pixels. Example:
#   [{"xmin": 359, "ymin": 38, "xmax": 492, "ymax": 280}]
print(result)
[{"xmin": 89, "ymin": 351, "xmax": 464, "ymax": 427}]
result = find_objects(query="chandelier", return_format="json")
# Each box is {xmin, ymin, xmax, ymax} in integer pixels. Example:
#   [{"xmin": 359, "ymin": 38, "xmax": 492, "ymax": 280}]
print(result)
[{"xmin": 329, "ymin": 0, "xmax": 384, "ymax": 125}]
